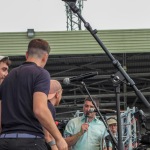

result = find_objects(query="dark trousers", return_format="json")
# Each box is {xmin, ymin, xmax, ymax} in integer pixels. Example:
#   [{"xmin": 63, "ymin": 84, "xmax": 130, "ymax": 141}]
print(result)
[{"xmin": 0, "ymin": 138, "xmax": 48, "ymax": 150}]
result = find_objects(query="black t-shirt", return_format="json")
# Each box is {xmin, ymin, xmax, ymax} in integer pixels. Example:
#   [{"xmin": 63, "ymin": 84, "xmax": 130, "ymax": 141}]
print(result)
[
  {"xmin": 0, "ymin": 62, "xmax": 50, "ymax": 137},
  {"xmin": 47, "ymin": 101, "xmax": 56, "ymax": 120}
]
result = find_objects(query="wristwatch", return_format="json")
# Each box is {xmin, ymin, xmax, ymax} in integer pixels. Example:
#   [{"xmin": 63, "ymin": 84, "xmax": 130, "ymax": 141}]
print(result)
[{"xmin": 47, "ymin": 140, "xmax": 56, "ymax": 146}]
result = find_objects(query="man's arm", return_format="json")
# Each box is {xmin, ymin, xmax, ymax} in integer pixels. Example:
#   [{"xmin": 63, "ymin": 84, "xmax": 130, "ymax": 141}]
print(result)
[
  {"xmin": 64, "ymin": 123, "xmax": 88, "ymax": 147},
  {"xmin": 33, "ymin": 92, "xmax": 68, "ymax": 150},
  {"xmin": 43, "ymin": 127, "xmax": 58, "ymax": 150},
  {"xmin": 65, "ymin": 131, "xmax": 83, "ymax": 147}
]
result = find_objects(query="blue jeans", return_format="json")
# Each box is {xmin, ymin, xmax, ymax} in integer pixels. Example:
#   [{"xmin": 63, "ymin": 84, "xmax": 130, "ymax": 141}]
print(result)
[{"xmin": 0, "ymin": 138, "xmax": 48, "ymax": 150}]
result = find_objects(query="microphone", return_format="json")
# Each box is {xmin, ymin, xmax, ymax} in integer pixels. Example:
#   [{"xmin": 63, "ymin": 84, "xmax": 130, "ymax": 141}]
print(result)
[
  {"xmin": 84, "ymin": 115, "xmax": 89, "ymax": 133},
  {"xmin": 85, "ymin": 116, "xmax": 89, "ymax": 123},
  {"xmin": 88, "ymin": 108, "xmax": 97, "ymax": 113},
  {"xmin": 63, "ymin": 72, "xmax": 98, "ymax": 85}
]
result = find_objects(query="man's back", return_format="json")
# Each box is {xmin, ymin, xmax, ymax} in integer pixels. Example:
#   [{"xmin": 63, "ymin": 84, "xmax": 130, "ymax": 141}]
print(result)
[
  {"xmin": 0, "ymin": 61, "xmax": 50, "ymax": 137},
  {"xmin": 0, "ymin": 38, "xmax": 68, "ymax": 150}
]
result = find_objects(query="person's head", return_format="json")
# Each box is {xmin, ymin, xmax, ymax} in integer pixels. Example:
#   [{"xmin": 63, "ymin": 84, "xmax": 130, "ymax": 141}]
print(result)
[
  {"xmin": 48, "ymin": 80, "xmax": 63, "ymax": 106},
  {"xmin": 26, "ymin": 39, "xmax": 51, "ymax": 67},
  {"xmin": 83, "ymin": 96, "xmax": 100, "ymax": 119},
  {"xmin": 0, "ymin": 56, "xmax": 11, "ymax": 84},
  {"xmin": 107, "ymin": 117, "xmax": 117, "ymax": 135}
]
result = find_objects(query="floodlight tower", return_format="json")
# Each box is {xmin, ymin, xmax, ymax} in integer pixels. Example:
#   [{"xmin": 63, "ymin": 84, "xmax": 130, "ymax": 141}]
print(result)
[{"xmin": 65, "ymin": 0, "xmax": 85, "ymax": 31}]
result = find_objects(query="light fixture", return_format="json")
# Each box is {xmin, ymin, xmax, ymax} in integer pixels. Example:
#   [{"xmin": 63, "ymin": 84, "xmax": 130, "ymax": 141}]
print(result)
[{"xmin": 27, "ymin": 29, "xmax": 35, "ymax": 38}]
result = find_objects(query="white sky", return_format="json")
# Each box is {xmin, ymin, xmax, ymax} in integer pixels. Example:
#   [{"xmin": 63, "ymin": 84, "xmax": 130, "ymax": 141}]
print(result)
[{"xmin": 0, "ymin": 0, "xmax": 150, "ymax": 32}]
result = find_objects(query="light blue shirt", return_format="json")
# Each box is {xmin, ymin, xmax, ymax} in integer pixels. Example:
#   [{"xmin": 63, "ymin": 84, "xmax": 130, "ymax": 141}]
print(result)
[{"xmin": 64, "ymin": 115, "xmax": 106, "ymax": 150}]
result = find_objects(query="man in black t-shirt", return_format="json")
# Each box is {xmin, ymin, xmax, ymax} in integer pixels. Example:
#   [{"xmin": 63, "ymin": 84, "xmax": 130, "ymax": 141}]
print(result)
[
  {"xmin": 0, "ymin": 39, "xmax": 67, "ymax": 150},
  {"xmin": 44, "ymin": 80, "xmax": 63, "ymax": 150}
]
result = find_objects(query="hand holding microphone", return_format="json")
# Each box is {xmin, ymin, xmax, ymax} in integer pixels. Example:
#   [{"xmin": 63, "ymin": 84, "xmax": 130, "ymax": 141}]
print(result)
[{"xmin": 80, "ymin": 113, "xmax": 89, "ymax": 133}]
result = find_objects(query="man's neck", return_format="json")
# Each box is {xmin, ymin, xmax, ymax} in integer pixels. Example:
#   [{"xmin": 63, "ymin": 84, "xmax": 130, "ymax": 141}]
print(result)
[
  {"xmin": 49, "ymin": 98, "xmax": 57, "ymax": 106},
  {"xmin": 87, "ymin": 117, "xmax": 95, "ymax": 122},
  {"xmin": 26, "ymin": 57, "xmax": 43, "ymax": 67}
]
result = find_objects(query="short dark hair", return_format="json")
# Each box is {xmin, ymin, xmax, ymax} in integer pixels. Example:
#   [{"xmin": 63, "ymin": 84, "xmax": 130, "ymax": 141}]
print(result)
[
  {"xmin": 27, "ymin": 39, "xmax": 51, "ymax": 57},
  {"xmin": 0, "ymin": 57, "xmax": 11, "ymax": 66},
  {"xmin": 84, "ymin": 96, "xmax": 100, "ymax": 108}
]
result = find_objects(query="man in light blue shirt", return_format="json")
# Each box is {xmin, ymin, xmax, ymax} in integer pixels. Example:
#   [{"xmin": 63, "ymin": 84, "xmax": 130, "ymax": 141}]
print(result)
[{"xmin": 64, "ymin": 96, "xmax": 107, "ymax": 150}]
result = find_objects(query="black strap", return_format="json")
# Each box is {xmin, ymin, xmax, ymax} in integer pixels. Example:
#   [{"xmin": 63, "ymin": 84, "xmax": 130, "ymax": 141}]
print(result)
[
  {"xmin": 105, "ymin": 135, "xmax": 116, "ymax": 150},
  {"xmin": 105, "ymin": 135, "xmax": 110, "ymax": 150}
]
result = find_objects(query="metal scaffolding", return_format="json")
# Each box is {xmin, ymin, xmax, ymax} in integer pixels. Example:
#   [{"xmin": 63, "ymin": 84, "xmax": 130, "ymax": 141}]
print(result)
[
  {"xmin": 65, "ymin": 0, "xmax": 85, "ymax": 31},
  {"xmin": 121, "ymin": 107, "xmax": 137, "ymax": 150}
]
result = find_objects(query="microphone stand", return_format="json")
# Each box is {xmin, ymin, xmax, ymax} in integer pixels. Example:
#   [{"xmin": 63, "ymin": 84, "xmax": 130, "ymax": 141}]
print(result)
[
  {"xmin": 111, "ymin": 72, "xmax": 126, "ymax": 150},
  {"xmin": 85, "ymin": 114, "xmax": 89, "ymax": 123},
  {"xmin": 80, "ymin": 81, "xmax": 118, "ymax": 150},
  {"xmin": 63, "ymin": 1, "xmax": 150, "ymax": 149},
  {"xmin": 63, "ymin": 1, "xmax": 150, "ymax": 110}
]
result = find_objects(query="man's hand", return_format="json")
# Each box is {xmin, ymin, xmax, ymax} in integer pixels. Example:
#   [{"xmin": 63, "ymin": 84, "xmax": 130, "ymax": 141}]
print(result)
[
  {"xmin": 51, "ymin": 145, "xmax": 59, "ymax": 150},
  {"xmin": 56, "ymin": 137, "xmax": 68, "ymax": 150},
  {"xmin": 81, "ymin": 123, "xmax": 89, "ymax": 133}
]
